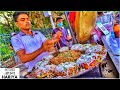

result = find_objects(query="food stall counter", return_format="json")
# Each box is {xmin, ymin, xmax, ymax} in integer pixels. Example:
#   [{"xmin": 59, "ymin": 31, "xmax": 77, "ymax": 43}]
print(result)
[{"xmin": 101, "ymin": 35, "xmax": 120, "ymax": 74}]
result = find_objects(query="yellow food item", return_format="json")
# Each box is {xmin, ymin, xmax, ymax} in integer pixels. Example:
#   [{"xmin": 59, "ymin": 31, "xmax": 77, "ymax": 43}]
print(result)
[{"xmin": 74, "ymin": 11, "xmax": 97, "ymax": 44}]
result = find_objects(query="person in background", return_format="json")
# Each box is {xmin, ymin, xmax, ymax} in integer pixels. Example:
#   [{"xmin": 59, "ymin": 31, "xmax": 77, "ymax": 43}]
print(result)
[
  {"xmin": 113, "ymin": 12, "xmax": 120, "ymax": 38},
  {"xmin": 92, "ymin": 11, "xmax": 115, "ymax": 44},
  {"xmin": 11, "ymin": 12, "xmax": 56, "ymax": 72},
  {"xmin": 114, "ymin": 12, "xmax": 119, "ymax": 24},
  {"xmin": 9, "ymin": 32, "xmax": 17, "ymax": 50},
  {"xmin": 52, "ymin": 16, "xmax": 72, "ymax": 49},
  {"xmin": 96, "ymin": 11, "xmax": 114, "ymax": 31}
]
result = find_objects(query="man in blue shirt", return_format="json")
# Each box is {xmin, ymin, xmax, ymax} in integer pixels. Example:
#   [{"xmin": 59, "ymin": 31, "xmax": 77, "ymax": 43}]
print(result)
[
  {"xmin": 52, "ymin": 16, "xmax": 72, "ymax": 49},
  {"xmin": 11, "ymin": 12, "xmax": 55, "ymax": 72}
]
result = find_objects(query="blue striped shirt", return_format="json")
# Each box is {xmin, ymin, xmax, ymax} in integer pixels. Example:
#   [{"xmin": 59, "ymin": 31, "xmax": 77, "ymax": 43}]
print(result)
[{"xmin": 11, "ymin": 30, "xmax": 49, "ymax": 72}]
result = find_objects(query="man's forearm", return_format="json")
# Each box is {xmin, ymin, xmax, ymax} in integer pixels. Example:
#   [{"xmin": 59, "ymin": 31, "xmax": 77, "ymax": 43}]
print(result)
[{"xmin": 17, "ymin": 47, "xmax": 45, "ymax": 63}]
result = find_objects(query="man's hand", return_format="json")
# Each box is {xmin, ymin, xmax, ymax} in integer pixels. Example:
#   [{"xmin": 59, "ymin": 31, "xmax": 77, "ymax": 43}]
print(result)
[
  {"xmin": 53, "ymin": 31, "xmax": 62, "ymax": 40},
  {"xmin": 51, "ymin": 31, "xmax": 62, "ymax": 46},
  {"xmin": 41, "ymin": 39, "xmax": 55, "ymax": 52},
  {"xmin": 66, "ymin": 35, "xmax": 72, "ymax": 41}
]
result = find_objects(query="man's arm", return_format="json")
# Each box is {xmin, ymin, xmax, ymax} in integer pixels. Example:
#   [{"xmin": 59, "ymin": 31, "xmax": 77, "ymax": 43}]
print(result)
[
  {"xmin": 11, "ymin": 35, "xmax": 54, "ymax": 63},
  {"xmin": 16, "ymin": 39, "xmax": 54, "ymax": 63},
  {"xmin": 66, "ymin": 35, "xmax": 72, "ymax": 41},
  {"xmin": 16, "ymin": 47, "xmax": 44, "ymax": 63}
]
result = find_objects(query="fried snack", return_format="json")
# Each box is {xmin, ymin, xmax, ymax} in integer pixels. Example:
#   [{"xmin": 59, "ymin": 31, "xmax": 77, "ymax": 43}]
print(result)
[
  {"xmin": 33, "ymin": 44, "xmax": 107, "ymax": 78},
  {"xmin": 67, "ymin": 66, "xmax": 79, "ymax": 76},
  {"xmin": 49, "ymin": 50, "xmax": 81, "ymax": 65},
  {"xmin": 54, "ymin": 71, "xmax": 67, "ymax": 76},
  {"xmin": 33, "ymin": 65, "xmax": 56, "ymax": 78}
]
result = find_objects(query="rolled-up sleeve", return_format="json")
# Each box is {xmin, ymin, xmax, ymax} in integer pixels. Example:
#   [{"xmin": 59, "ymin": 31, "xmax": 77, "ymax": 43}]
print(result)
[{"xmin": 11, "ymin": 36, "xmax": 25, "ymax": 53}]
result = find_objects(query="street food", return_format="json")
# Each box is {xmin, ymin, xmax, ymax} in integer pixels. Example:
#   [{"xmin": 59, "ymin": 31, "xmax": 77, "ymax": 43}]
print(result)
[
  {"xmin": 49, "ymin": 50, "xmax": 81, "ymax": 65},
  {"xmin": 33, "ymin": 44, "xmax": 107, "ymax": 78}
]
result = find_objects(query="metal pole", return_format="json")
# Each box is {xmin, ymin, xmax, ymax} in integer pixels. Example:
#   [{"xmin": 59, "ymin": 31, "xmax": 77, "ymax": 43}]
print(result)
[
  {"xmin": 43, "ymin": 11, "xmax": 55, "ymax": 29},
  {"xmin": 64, "ymin": 11, "xmax": 77, "ymax": 44},
  {"xmin": 49, "ymin": 15, "xmax": 55, "ymax": 29}
]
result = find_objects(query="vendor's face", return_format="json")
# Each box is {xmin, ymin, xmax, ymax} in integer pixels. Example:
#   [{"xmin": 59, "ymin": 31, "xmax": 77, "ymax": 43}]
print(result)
[
  {"xmin": 15, "ymin": 14, "xmax": 31, "ymax": 30},
  {"xmin": 56, "ymin": 19, "xmax": 63, "ymax": 29}
]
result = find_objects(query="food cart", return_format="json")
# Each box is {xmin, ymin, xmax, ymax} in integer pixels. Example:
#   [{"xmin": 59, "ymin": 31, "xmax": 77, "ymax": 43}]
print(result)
[{"xmin": 12, "ymin": 11, "xmax": 119, "ymax": 79}]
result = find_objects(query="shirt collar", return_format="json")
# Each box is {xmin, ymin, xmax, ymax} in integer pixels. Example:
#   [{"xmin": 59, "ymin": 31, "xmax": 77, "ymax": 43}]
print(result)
[
  {"xmin": 19, "ymin": 31, "xmax": 26, "ymax": 36},
  {"xmin": 56, "ymin": 27, "xmax": 64, "ymax": 31},
  {"xmin": 19, "ymin": 30, "xmax": 38, "ymax": 36}
]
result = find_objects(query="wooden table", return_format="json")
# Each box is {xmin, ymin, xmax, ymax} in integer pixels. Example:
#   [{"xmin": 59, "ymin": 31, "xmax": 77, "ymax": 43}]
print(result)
[{"xmin": 101, "ymin": 36, "xmax": 120, "ymax": 74}]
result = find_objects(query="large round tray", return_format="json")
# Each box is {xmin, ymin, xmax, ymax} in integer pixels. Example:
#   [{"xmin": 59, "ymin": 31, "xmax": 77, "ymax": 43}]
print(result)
[{"xmin": 31, "ymin": 44, "xmax": 107, "ymax": 79}]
